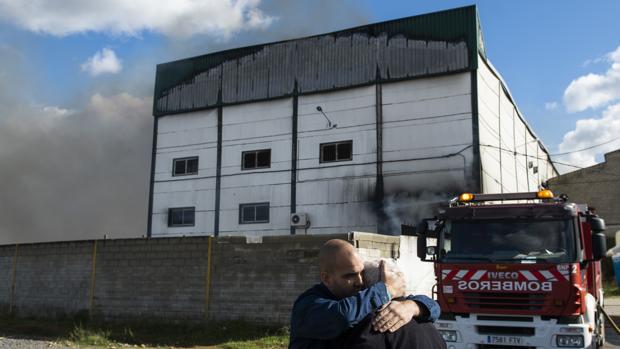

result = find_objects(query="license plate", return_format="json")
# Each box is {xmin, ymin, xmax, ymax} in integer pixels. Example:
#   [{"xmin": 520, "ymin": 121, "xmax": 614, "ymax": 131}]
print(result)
[{"xmin": 487, "ymin": 335, "xmax": 523, "ymax": 345}]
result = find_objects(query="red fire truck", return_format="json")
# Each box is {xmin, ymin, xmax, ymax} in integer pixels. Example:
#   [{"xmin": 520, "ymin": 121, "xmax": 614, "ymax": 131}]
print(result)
[{"xmin": 415, "ymin": 190, "xmax": 607, "ymax": 349}]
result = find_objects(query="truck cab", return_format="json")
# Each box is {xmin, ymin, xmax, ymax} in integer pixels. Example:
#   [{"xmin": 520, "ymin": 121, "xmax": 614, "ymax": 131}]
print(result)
[{"xmin": 416, "ymin": 190, "xmax": 607, "ymax": 349}]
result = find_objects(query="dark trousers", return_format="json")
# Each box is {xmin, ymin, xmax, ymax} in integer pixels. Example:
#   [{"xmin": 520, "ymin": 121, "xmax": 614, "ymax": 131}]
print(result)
[{"xmin": 334, "ymin": 314, "xmax": 447, "ymax": 349}]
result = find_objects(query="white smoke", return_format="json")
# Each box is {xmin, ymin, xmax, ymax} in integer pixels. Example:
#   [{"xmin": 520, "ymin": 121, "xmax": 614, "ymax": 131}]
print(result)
[
  {"xmin": 381, "ymin": 191, "xmax": 453, "ymax": 235},
  {"xmin": 0, "ymin": 1, "xmax": 372, "ymax": 244}
]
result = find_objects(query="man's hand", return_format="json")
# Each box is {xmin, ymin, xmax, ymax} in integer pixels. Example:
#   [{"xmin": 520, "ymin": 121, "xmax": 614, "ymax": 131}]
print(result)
[
  {"xmin": 379, "ymin": 260, "xmax": 406, "ymax": 298},
  {"xmin": 372, "ymin": 299, "xmax": 420, "ymax": 333}
]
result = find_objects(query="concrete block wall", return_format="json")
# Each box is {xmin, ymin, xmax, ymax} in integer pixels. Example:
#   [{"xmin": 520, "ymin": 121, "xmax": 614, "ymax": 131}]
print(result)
[
  {"xmin": 549, "ymin": 149, "xmax": 620, "ymax": 237},
  {"xmin": 0, "ymin": 232, "xmax": 422, "ymax": 325},
  {"xmin": 12, "ymin": 242, "xmax": 93, "ymax": 317},
  {"xmin": 0, "ymin": 245, "xmax": 16, "ymax": 313},
  {"xmin": 93, "ymin": 237, "xmax": 211, "ymax": 321}
]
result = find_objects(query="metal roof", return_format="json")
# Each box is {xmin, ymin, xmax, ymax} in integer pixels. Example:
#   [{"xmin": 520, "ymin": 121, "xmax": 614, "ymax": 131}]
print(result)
[{"xmin": 153, "ymin": 5, "xmax": 483, "ymax": 116}]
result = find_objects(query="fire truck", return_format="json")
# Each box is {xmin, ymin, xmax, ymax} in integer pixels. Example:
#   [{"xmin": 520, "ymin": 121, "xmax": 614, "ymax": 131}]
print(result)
[{"xmin": 415, "ymin": 190, "xmax": 607, "ymax": 349}]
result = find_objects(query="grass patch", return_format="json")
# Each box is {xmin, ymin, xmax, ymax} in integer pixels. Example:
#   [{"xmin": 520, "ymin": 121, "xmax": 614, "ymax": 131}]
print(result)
[
  {"xmin": 69, "ymin": 324, "xmax": 113, "ymax": 346},
  {"xmin": 0, "ymin": 315, "xmax": 289, "ymax": 348},
  {"xmin": 604, "ymin": 280, "xmax": 620, "ymax": 298}
]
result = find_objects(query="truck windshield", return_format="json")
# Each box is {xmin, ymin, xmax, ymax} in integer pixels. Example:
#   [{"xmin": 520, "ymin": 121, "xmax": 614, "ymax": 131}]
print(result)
[{"xmin": 440, "ymin": 219, "xmax": 576, "ymax": 263}]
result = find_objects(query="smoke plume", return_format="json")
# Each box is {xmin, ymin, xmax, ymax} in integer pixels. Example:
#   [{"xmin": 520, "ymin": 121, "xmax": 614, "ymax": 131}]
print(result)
[
  {"xmin": 379, "ymin": 192, "xmax": 455, "ymax": 235},
  {"xmin": 0, "ymin": 94, "xmax": 152, "ymax": 244},
  {"xmin": 0, "ymin": 1, "xmax": 371, "ymax": 244}
]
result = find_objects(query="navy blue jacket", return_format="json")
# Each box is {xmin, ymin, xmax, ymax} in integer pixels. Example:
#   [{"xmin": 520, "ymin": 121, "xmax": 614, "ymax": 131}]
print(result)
[{"xmin": 289, "ymin": 283, "xmax": 440, "ymax": 349}]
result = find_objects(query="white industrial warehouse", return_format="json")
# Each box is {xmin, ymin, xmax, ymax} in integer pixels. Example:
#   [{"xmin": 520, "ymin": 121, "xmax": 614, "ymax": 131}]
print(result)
[{"xmin": 148, "ymin": 5, "xmax": 557, "ymax": 238}]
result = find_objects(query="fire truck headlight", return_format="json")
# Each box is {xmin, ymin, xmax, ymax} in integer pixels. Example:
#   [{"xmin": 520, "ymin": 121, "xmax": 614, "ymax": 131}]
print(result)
[
  {"xmin": 439, "ymin": 330, "xmax": 458, "ymax": 342},
  {"xmin": 556, "ymin": 334, "xmax": 584, "ymax": 347}
]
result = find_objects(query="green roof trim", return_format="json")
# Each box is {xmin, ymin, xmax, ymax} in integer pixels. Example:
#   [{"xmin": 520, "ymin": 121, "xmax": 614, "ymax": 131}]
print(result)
[{"xmin": 153, "ymin": 5, "xmax": 483, "ymax": 116}]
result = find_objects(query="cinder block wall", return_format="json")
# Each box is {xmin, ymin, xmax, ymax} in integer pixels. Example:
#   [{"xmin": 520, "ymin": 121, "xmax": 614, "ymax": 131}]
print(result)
[
  {"xmin": 0, "ymin": 246, "xmax": 15, "ymax": 313},
  {"xmin": 549, "ymin": 150, "xmax": 620, "ymax": 237},
  {"xmin": 13, "ymin": 242, "xmax": 93, "ymax": 317},
  {"xmin": 0, "ymin": 232, "xmax": 418, "ymax": 325}
]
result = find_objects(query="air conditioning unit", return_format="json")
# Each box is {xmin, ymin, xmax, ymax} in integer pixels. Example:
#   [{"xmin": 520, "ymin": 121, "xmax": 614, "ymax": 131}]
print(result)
[{"xmin": 290, "ymin": 213, "xmax": 309, "ymax": 227}]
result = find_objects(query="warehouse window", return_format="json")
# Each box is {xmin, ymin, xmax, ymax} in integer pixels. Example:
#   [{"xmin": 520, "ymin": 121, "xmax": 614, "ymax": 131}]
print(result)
[
  {"xmin": 168, "ymin": 207, "xmax": 195, "ymax": 227},
  {"xmin": 239, "ymin": 202, "xmax": 270, "ymax": 224},
  {"xmin": 173, "ymin": 157, "xmax": 199, "ymax": 176},
  {"xmin": 242, "ymin": 149, "xmax": 271, "ymax": 170},
  {"xmin": 320, "ymin": 140, "xmax": 352, "ymax": 163}
]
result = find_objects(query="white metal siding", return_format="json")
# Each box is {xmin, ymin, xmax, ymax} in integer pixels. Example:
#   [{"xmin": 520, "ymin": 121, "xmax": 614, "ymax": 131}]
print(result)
[
  {"xmin": 152, "ymin": 109, "xmax": 219, "ymax": 236},
  {"xmin": 514, "ymin": 112, "xmax": 529, "ymax": 191},
  {"xmin": 477, "ymin": 60, "xmax": 503, "ymax": 193},
  {"xmin": 382, "ymin": 73, "xmax": 474, "ymax": 194},
  {"xmin": 150, "ymin": 64, "xmax": 556, "ymax": 237},
  {"xmin": 219, "ymin": 99, "xmax": 293, "ymax": 236},
  {"xmin": 477, "ymin": 57, "xmax": 557, "ymax": 194},
  {"xmin": 499, "ymin": 91, "xmax": 517, "ymax": 192},
  {"xmin": 296, "ymin": 86, "xmax": 377, "ymax": 234}
]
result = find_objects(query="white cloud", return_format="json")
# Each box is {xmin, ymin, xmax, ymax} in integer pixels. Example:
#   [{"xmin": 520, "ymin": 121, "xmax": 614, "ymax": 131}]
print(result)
[
  {"xmin": 0, "ymin": 0, "xmax": 275, "ymax": 39},
  {"xmin": 582, "ymin": 56, "xmax": 604, "ymax": 68},
  {"xmin": 545, "ymin": 101, "xmax": 558, "ymax": 111},
  {"xmin": 39, "ymin": 105, "xmax": 75, "ymax": 125},
  {"xmin": 556, "ymin": 45, "xmax": 620, "ymax": 173},
  {"xmin": 564, "ymin": 45, "xmax": 620, "ymax": 112},
  {"xmin": 555, "ymin": 103, "xmax": 620, "ymax": 173},
  {"xmin": 42, "ymin": 106, "xmax": 73, "ymax": 116},
  {"xmin": 81, "ymin": 48, "xmax": 122, "ymax": 76}
]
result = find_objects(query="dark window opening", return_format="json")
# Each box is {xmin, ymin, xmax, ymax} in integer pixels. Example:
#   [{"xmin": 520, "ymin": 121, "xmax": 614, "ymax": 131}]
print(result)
[
  {"xmin": 242, "ymin": 149, "xmax": 271, "ymax": 170},
  {"xmin": 322, "ymin": 144, "xmax": 336, "ymax": 162},
  {"xmin": 173, "ymin": 157, "xmax": 199, "ymax": 176},
  {"xmin": 239, "ymin": 202, "xmax": 270, "ymax": 224},
  {"xmin": 168, "ymin": 207, "xmax": 195, "ymax": 227},
  {"xmin": 320, "ymin": 140, "xmax": 353, "ymax": 163}
]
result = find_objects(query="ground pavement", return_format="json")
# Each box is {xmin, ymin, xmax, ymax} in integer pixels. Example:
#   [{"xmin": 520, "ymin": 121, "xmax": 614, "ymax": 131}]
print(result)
[{"xmin": 604, "ymin": 297, "xmax": 620, "ymax": 348}]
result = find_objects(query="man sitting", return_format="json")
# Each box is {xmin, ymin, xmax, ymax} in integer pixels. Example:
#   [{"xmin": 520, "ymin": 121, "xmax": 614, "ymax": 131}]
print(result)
[{"xmin": 289, "ymin": 239, "xmax": 446, "ymax": 349}]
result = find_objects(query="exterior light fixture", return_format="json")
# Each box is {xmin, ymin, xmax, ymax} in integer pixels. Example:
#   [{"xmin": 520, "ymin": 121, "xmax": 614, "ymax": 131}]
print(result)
[{"xmin": 316, "ymin": 106, "xmax": 337, "ymax": 129}]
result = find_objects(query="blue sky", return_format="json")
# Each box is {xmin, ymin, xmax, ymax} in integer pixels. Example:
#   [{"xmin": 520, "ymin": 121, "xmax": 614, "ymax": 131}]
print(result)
[
  {"xmin": 0, "ymin": 0, "xmax": 619, "ymax": 243},
  {"xmin": 385, "ymin": 1, "xmax": 620, "ymax": 163}
]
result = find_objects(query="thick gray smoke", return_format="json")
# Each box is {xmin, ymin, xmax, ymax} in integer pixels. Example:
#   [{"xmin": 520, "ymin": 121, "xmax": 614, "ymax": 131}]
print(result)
[
  {"xmin": 380, "ymin": 192, "xmax": 454, "ymax": 235},
  {"xmin": 162, "ymin": 0, "xmax": 372, "ymax": 62},
  {"xmin": 0, "ymin": 93, "xmax": 153, "ymax": 244},
  {"xmin": 0, "ymin": 2, "xmax": 371, "ymax": 244}
]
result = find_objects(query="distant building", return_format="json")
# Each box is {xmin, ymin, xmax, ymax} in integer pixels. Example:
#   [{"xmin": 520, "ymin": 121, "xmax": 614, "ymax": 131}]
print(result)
[
  {"xmin": 148, "ymin": 5, "xmax": 557, "ymax": 238},
  {"xmin": 549, "ymin": 149, "xmax": 620, "ymax": 238}
]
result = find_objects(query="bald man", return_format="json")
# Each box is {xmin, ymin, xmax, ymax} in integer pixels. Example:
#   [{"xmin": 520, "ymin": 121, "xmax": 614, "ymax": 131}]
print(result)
[{"xmin": 289, "ymin": 239, "xmax": 444, "ymax": 349}]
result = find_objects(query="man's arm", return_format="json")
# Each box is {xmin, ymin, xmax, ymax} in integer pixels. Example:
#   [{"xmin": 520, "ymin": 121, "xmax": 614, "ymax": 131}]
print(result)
[
  {"xmin": 407, "ymin": 294, "xmax": 440, "ymax": 322},
  {"xmin": 291, "ymin": 283, "xmax": 391, "ymax": 340},
  {"xmin": 372, "ymin": 295, "xmax": 440, "ymax": 333}
]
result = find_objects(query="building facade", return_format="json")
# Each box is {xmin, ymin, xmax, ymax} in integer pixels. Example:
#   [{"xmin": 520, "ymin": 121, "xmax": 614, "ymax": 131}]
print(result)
[
  {"xmin": 549, "ymin": 149, "xmax": 620, "ymax": 238},
  {"xmin": 148, "ymin": 6, "xmax": 557, "ymax": 238}
]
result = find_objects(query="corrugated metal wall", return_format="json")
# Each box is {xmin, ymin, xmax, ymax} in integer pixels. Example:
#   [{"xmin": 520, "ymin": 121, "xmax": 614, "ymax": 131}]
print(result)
[
  {"xmin": 155, "ymin": 36, "xmax": 469, "ymax": 115},
  {"xmin": 153, "ymin": 5, "xmax": 481, "ymax": 116},
  {"xmin": 477, "ymin": 57, "xmax": 557, "ymax": 193}
]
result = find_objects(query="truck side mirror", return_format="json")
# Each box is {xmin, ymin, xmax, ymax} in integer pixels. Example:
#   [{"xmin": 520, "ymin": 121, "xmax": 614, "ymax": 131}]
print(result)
[
  {"xmin": 417, "ymin": 234, "xmax": 428, "ymax": 260},
  {"xmin": 416, "ymin": 220, "xmax": 429, "ymax": 236},
  {"xmin": 416, "ymin": 221, "xmax": 428, "ymax": 260},
  {"xmin": 590, "ymin": 217, "xmax": 606, "ymax": 233},
  {"xmin": 588, "ymin": 217, "xmax": 606, "ymax": 261},
  {"xmin": 591, "ymin": 232, "xmax": 607, "ymax": 261}
]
